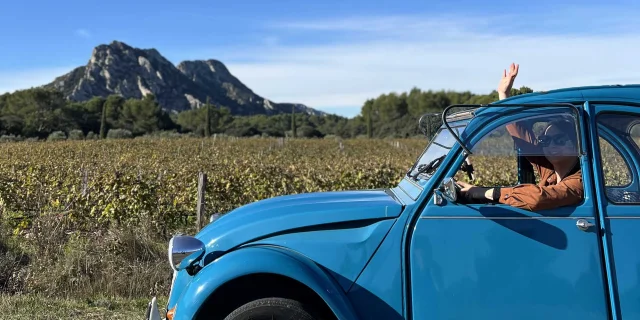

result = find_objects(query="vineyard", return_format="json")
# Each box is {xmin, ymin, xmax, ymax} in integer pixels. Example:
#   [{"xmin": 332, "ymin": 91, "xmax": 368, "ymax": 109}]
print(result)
[
  {"xmin": 0, "ymin": 137, "xmax": 427, "ymax": 236},
  {"xmin": 0, "ymin": 134, "xmax": 632, "ymax": 312},
  {"xmin": 0, "ymin": 136, "xmax": 428, "ymax": 303}
]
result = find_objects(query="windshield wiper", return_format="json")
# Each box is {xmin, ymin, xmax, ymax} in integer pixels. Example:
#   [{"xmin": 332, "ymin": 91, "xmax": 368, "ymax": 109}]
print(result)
[{"xmin": 410, "ymin": 155, "xmax": 446, "ymax": 181}]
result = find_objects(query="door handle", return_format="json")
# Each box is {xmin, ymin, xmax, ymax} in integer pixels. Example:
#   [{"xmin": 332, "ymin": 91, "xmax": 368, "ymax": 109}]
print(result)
[{"xmin": 576, "ymin": 219, "xmax": 595, "ymax": 231}]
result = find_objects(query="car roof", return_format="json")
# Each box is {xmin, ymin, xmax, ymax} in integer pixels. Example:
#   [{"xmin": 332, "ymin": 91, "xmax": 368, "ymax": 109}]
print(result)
[{"xmin": 473, "ymin": 84, "xmax": 640, "ymax": 117}]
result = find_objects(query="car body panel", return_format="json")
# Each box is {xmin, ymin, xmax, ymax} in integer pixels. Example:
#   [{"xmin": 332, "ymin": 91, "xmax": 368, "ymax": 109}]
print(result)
[
  {"xmin": 346, "ymin": 206, "xmax": 413, "ymax": 320},
  {"xmin": 195, "ymin": 189, "xmax": 405, "ymax": 254},
  {"xmin": 249, "ymin": 218, "xmax": 397, "ymax": 292},
  {"xmin": 589, "ymin": 102, "xmax": 640, "ymax": 319},
  {"xmin": 410, "ymin": 206, "xmax": 608, "ymax": 320},
  {"xmin": 166, "ymin": 189, "xmax": 405, "ymax": 313},
  {"xmin": 170, "ymin": 246, "xmax": 360, "ymax": 320},
  {"xmin": 407, "ymin": 105, "xmax": 610, "ymax": 319}
]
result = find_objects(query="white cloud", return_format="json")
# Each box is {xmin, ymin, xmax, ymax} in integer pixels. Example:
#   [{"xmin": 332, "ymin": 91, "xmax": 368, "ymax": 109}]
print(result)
[
  {"xmin": 204, "ymin": 12, "xmax": 640, "ymax": 116},
  {"xmin": 0, "ymin": 67, "xmax": 76, "ymax": 94},
  {"xmin": 75, "ymin": 29, "xmax": 91, "ymax": 39}
]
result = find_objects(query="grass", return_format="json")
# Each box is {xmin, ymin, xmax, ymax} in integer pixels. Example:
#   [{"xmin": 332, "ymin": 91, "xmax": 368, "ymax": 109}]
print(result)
[{"xmin": 0, "ymin": 294, "xmax": 168, "ymax": 320}]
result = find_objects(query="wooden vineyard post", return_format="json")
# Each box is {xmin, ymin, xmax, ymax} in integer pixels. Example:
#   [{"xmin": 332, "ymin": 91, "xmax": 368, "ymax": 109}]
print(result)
[{"xmin": 196, "ymin": 172, "xmax": 207, "ymax": 231}]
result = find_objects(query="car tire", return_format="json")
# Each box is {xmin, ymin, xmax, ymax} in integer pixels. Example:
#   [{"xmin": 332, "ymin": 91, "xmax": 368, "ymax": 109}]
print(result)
[{"xmin": 223, "ymin": 297, "xmax": 318, "ymax": 320}]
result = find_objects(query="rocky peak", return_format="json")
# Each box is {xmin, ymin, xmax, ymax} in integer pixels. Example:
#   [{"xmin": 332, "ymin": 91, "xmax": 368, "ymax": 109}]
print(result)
[{"xmin": 43, "ymin": 41, "xmax": 326, "ymax": 116}]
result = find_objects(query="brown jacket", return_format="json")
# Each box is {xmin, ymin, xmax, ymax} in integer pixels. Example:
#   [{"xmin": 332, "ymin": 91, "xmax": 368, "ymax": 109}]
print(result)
[{"xmin": 497, "ymin": 122, "xmax": 583, "ymax": 211}]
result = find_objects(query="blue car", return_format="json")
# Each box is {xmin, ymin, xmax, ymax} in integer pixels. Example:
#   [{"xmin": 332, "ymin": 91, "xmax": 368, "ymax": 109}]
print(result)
[{"xmin": 147, "ymin": 84, "xmax": 640, "ymax": 320}]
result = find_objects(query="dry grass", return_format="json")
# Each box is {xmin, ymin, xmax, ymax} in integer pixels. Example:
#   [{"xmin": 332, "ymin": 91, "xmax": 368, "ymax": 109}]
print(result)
[{"xmin": 0, "ymin": 294, "xmax": 167, "ymax": 320}]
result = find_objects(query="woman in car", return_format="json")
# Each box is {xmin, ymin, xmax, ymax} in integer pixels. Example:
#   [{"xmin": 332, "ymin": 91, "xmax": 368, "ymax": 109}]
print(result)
[{"xmin": 456, "ymin": 63, "xmax": 583, "ymax": 211}]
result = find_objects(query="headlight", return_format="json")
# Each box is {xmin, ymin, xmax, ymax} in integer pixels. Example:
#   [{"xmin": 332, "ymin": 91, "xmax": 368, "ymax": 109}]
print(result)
[{"xmin": 168, "ymin": 235, "xmax": 206, "ymax": 272}]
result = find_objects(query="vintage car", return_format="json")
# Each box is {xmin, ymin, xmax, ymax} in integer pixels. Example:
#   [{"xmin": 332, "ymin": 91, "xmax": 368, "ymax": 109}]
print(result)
[{"xmin": 147, "ymin": 84, "xmax": 640, "ymax": 320}]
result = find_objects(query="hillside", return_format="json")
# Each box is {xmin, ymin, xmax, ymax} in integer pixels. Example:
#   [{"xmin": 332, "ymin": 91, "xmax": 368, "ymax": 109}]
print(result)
[{"xmin": 43, "ymin": 41, "xmax": 325, "ymax": 116}]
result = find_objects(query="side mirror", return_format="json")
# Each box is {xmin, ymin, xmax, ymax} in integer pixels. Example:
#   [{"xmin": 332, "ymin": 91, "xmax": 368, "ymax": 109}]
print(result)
[
  {"xmin": 439, "ymin": 177, "xmax": 459, "ymax": 202},
  {"xmin": 169, "ymin": 235, "xmax": 206, "ymax": 272}
]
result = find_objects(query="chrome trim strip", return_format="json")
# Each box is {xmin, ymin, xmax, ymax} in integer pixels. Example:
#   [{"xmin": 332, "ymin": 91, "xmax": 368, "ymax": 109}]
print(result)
[
  {"xmin": 420, "ymin": 216, "xmax": 593, "ymax": 220},
  {"xmin": 446, "ymin": 109, "xmax": 476, "ymax": 121},
  {"xmin": 167, "ymin": 270, "xmax": 177, "ymax": 305},
  {"xmin": 606, "ymin": 216, "xmax": 640, "ymax": 219}
]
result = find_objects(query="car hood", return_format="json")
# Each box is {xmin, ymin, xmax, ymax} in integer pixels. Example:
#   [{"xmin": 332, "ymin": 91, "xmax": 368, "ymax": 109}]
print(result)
[{"xmin": 195, "ymin": 189, "xmax": 405, "ymax": 253}]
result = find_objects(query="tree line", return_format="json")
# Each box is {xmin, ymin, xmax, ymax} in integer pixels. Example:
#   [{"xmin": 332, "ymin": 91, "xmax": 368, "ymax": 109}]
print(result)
[{"xmin": 0, "ymin": 86, "xmax": 533, "ymax": 140}]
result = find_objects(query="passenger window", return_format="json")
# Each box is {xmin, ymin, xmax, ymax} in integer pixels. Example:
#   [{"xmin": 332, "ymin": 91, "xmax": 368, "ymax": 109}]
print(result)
[
  {"xmin": 456, "ymin": 112, "xmax": 580, "ymax": 189},
  {"xmin": 598, "ymin": 137, "xmax": 631, "ymax": 187},
  {"xmin": 596, "ymin": 114, "xmax": 640, "ymax": 203}
]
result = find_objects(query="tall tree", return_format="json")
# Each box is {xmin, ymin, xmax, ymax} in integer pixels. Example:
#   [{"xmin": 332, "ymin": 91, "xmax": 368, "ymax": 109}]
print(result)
[
  {"xmin": 100, "ymin": 103, "xmax": 107, "ymax": 139},
  {"xmin": 365, "ymin": 100, "xmax": 373, "ymax": 138},
  {"xmin": 291, "ymin": 105, "xmax": 297, "ymax": 138},
  {"xmin": 205, "ymin": 96, "xmax": 211, "ymax": 137}
]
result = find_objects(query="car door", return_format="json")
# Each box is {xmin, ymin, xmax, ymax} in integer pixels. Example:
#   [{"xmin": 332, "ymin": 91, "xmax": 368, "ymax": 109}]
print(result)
[
  {"xmin": 408, "ymin": 106, "xmax": 610, "ymax": 320},
  {"xmin": 589, "ymin": 102, "xmax": 640, "ymax": 319}
]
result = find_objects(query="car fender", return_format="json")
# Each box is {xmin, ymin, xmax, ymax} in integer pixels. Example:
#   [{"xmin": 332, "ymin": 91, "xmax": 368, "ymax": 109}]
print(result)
[{"xmin": 173, "ymin": 245, "xmax": 360, "ymax": 320}]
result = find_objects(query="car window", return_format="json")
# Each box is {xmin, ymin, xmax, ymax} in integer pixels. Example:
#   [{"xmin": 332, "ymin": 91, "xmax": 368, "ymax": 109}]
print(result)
[
  {"xmin": 455, "ymin": 111, "xmax": 580, "ymax": 188},
  {"xmin": 408, "ymin": 125, "xmax": 465, "ymax": 182},
  {"xmin": 596, "ymin": 113, "xmax": 640, "ymax": 203},
  {"xmin": 598, "ymin": 137, "xmax": 632, "ymax": 187}
]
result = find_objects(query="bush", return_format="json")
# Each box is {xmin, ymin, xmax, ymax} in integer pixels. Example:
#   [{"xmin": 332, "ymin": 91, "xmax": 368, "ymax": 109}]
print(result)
[
  {"xmin": 2, "ymin": 215, "xmax": 169, "ymax": 298},
  {"xmin": 68, "ymin": 130, "xmax": 85, "ymax": 140},
  {"xmin": 47, "ymin": 131, "xmax": 67, "ymax": 141},
  {"xmin": 0, "ymin": 223, "xmax": 29, "ymax": 294},
  {"xmin": 107, "ymin": 129, "xmax": 133, "ymax": 139},
  {"xmin": 0, "ymin": 135, "xmax": 23, "ymax": 143}
]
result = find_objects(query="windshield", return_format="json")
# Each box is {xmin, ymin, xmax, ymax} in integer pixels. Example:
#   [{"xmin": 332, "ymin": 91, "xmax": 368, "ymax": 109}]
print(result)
[{"xmin": 407, "ymin": 124, "xmax": 466, "ymax": 182}]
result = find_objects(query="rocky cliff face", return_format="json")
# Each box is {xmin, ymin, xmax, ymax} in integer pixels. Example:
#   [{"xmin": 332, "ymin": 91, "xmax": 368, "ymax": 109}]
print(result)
[{"xmin": 45, "ymin": 41, "xmax": 325, "ymax": 116}]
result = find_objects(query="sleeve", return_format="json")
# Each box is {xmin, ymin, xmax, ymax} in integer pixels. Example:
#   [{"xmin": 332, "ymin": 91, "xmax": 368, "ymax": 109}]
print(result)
[
  {"xmin": 505, "ymin": 121, "xmax": 553, "ymax": 177},
  {"xmin": 497, "ymin": 175, "xmax": 584, "ymax": 211}
]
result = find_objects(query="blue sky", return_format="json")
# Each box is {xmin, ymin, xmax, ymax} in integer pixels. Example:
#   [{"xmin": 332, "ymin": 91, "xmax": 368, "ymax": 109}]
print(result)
[{"xmin": 1, "ymin": 0, "xmax": 639, "ymax": 118}]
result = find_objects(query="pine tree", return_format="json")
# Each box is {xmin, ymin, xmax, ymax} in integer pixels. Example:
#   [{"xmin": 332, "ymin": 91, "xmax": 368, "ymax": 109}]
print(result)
[
  {"xmin": 291, "ymin": 105, "xmax": 297, "ymax": 138},
  {"xmin": 100, "ymin": 103, "xmax": 107, "ymax": 139},
  {"xmin": 205, "ymin": 97, "xmax": 211, "ymax": 137},
  {"xmin": 367, "ymin": 105, "xmax": 373, "ymax": 138}
]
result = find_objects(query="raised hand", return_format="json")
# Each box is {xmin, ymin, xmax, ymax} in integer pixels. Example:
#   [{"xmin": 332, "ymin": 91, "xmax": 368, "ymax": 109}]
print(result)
[{"xmin": 498, "ymin": 63, "xmax": 519, "ymax": 100}]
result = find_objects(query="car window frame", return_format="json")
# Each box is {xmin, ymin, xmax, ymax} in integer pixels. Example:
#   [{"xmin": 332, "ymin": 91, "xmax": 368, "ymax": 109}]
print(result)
[{"xmin": 594, "ymin": 112, "xmax": 640, "ymax": 205}]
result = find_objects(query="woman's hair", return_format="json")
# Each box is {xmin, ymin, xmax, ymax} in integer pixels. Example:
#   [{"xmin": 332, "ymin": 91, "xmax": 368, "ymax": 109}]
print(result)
[{"xmin": 544, "ymin": 117, "xmax": 578, "ymax": 142}]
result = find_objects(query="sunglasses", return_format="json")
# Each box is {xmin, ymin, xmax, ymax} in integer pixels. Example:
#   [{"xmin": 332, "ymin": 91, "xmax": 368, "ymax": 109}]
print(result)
[{"xmin": 537, "ymin": 133, "xmax": 571, "ymax": 147}]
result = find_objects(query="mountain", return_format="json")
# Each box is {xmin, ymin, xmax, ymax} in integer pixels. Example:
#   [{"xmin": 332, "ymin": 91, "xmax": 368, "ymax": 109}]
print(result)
[{"xmin": 43, "ymin": 41, "xmax": 325, "ymax": 116}]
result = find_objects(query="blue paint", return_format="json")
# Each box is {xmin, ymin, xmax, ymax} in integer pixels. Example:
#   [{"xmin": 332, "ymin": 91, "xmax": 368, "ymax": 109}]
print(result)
[
  {"xmin": 196, "ymin": 189, "xmax": 405, "ymax": 253},
  {"xmin": 589, "ymin": 102, "xmax": 640, "ymax": 319},
  {"xmin": 410, "ymin": 216, "xmax": 607, "ymax": 320},
  {"xmin": 347, "ymin": 206, "xmax": 414, "ymax": 319},
  {"xmin": 586, "ymin": 101, "xmax": 621, "ymax": 319},
  {"xmin": 605, "ymin": 220, "xmax": 640, "ymax": 319},
  {"xmin": 152, "ymin": 85, "xmax": 640, "ymax": 320},
  {"xmin": 169, "ymin": 246, "xmax": 360, "ymax": 320},
  {"xmin": 250, "ymin": 219, "xmax": 397, "ymax": 292}
]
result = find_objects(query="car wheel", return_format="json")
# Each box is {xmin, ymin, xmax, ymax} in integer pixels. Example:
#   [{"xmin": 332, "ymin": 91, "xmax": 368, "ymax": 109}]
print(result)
[{"xmin": 223, "ymin": 297, "xmax": 318, "ymax": 320}]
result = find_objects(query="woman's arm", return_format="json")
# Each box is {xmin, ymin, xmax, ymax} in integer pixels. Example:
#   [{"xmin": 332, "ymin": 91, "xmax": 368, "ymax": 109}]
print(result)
[{"xmin": 498, "ymin": 63, "xmax": 552, "ymax": 175}]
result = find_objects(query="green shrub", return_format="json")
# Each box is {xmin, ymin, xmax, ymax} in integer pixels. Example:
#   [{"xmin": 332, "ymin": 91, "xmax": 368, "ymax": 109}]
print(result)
[
  {"xmin": 107, "ymin": 129, "xmax": 133, "ymax": 139},
  {"xmin": 47, "ymin": 131, "xmax": 67, "ymax": 141},
  {"xmin": 68, "ymin": 130, "xmax": 85, "ymax": 140}
]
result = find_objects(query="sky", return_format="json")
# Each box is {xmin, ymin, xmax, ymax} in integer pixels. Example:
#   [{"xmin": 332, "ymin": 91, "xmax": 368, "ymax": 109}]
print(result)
[{"xmin": 1, "ymin": 0, "xmax": 639, "ymax": 118}]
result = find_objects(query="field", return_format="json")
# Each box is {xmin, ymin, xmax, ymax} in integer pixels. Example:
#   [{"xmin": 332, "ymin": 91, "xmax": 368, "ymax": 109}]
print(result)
[
  {"xmin": 0, "ymin": 135, "xmax": 631, "ymax": 318},
  {"xmin": 0, "ymin": 136, "xmax": 427, "ymax": 318}
]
